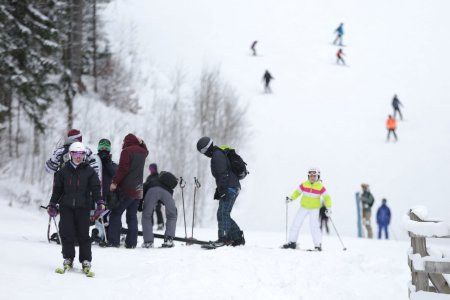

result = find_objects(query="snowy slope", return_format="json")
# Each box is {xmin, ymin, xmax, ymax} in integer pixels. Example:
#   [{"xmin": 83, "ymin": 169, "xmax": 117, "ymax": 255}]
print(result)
[
  {"xmin": 102, "ymin": 0, "xmax": 450, "ymax": 237},
  {"xmin": 1, "ymin": 204, "xmax": 410, "ymax": 300}
]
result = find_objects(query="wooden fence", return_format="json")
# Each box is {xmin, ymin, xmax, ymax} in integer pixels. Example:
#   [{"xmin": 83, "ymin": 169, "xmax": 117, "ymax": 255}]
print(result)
[{"xmin": 407, "ymin": 209, "xmax": 450, "ymax": 298}]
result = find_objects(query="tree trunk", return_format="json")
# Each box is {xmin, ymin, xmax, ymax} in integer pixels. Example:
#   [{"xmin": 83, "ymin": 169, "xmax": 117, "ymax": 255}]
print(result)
[
  {"xmin": 71, "ymin": 0, "xmax": 85, "ymax": 92},
  {"xmin": 93, "ymin": 0, "xmax": 98, "ymax": 92}
]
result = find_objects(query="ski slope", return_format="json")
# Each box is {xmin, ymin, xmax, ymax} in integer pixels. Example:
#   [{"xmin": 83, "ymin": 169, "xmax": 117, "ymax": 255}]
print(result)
[
  {"xmin": 1, "ymin": 204, "xmax": 410, "ymax": 300},
  {"xmin": 103, "ymin": 0, "xmax": 450, "ymax": 238}
]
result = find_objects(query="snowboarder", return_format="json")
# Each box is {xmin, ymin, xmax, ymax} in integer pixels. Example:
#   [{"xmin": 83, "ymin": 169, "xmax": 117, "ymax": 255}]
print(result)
[
  {"xmin": 45, "ymin": 129, "xmax": 100, "ymax": 176},
  {"xmin": 142, "ymin": 163, "xmax": 165, "ymax": 231},
  {"xmin": 336, "ymin": 48, "xmax": 346, "ymax": 65},
  {"xmin": 386, "ymin": 115, "xmax": 398, "ymax": 142},
  {"xmin": 360, "ymin": 183, "xmax": 375, "ymax": 238},
  {"xmin": 392, "ymin": 94, "xmax": 403, "ymax": 120},
  {"xmin": 333, "ymin": 23, "xmax": 344, "ymax": 46},
  {"xmin": 262, "ymin": 70, "xmax": 274, "ymax": 93},
  {"xmin": 47, "ymin": 142, "xmax": 103, "ymax": 274},
  {"xmin": 319, "ymin": 203, "xmax": 330, "ymax": 234},
  {"xmin": 92, "ymin": 138, "xmax": 117, "ymax": 244},
  {"xmin": 376, "ymin": 198, "xmax": 391, "ymax": 239},
  {"xmin": 282, "ymin": 168, "xmax": 332, "ymax": 251},
  {"xmin": 196, "ymin": 136, "xmax": 245, "ymax": 247},
  {"xmin": 141, "ymin": 171, "xmax": 178, "ymax": 248},
  {"xmin": 106, "ymin": 134, "xmax": 148, "ymax": 248},
  {"xmin": 251, "ymin": 40, "xmax": 258, "ymax": 56}
]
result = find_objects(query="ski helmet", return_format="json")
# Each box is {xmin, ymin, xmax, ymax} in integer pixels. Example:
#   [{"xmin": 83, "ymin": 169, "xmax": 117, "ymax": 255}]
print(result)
[
  {"xmin": 307, "ymin": 167, "xmax": 320, "ymax": 181},
  {"xmin": 197, "ymin": 136, "xmax": 214, "ymax": 155},
  {"xmin": 69, "ymin": 142, "xmax": 87, "ymax": 162}
]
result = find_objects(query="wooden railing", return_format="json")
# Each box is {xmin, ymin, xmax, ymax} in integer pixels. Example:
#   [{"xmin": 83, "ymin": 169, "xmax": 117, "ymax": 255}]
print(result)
[{"xmin": 407, "ymin": 209, "xmax": 450, "ymax": 298}]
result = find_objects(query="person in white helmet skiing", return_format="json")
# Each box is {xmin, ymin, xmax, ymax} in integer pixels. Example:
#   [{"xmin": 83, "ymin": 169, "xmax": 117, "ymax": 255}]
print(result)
[
  {"xmin": 282, "ymin": 168, "xmax": 332, "ymax": 251},
  {"xmin": 47, "ymin": 142, "xmax": 104, "ymax": 275}
]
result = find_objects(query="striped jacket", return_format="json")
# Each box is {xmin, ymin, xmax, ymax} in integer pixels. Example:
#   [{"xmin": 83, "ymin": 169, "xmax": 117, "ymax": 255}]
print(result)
[
  {"xmin": 45, "ymin": 144, "xmax": 101, "ymax": 177},
  {"xmin": 290, "ymin": 180, "xmax": 332, "ymax": 209}
]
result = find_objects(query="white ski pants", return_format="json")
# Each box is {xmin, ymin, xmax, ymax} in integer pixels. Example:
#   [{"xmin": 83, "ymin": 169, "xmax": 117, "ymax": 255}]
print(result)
[{"xmin": 288, "ymin": 206, "xmax": 322, "ymax": 247}]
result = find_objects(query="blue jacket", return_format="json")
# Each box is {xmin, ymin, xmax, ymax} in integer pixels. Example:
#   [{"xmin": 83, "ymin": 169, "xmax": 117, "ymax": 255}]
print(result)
[
  {"xmin": 335, "ymin": 25, "xmax": 344, "ymax": 36},
  {"xmin": 377, "ymin": 204, "xmax": 391, "ymax": 225}
]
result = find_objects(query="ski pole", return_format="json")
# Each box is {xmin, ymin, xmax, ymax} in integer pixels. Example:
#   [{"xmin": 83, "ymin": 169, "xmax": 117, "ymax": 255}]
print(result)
[
  {"xmin": 41, "ymin": 205, "xmax": 52, "ymax": 243},
  {"xmin": 179, "ymin": 177, "xmax": 188, "ymax": 239},
  {"xmin": 329, "ymin": 216, "xmax": 347, "ymax": 251},
  {"xmin": 192, "ymin": 177, "xmax": 201, "ymax": 238},
  {"xmin": 52, "ymin": 216, "xmax": 62, "ymax": 245},
  {"xmin": 285, "ymin": 197, "xmax": 289, "ymax": 243}
]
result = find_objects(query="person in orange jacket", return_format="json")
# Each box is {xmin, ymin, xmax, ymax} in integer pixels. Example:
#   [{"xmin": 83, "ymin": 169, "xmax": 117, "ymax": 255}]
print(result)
[{"xmin": 386, "ymin": 115, "xmax": 398, "ymax": 142}]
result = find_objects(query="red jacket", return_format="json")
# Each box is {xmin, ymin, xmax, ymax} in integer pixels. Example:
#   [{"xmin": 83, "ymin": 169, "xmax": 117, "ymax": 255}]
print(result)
[{"xmin": 112, "ymin": 134, "xmax": 149, "ymax": 199}]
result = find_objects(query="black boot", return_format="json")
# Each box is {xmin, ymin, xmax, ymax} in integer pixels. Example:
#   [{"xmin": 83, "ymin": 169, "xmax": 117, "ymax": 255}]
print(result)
[
  {"xmin": 282, "ymin": 242, "xmax": 297, "ymax": 249},
  {"xmin": 232, "ymin": 231, "xmax": 245, "ymax": 247}
]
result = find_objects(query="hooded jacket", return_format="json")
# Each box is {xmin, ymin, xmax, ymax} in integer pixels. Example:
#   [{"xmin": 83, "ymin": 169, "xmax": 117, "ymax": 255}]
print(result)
[{"xmin": 112, "ymin": 134, "xmax": 149, "ymax": 199}]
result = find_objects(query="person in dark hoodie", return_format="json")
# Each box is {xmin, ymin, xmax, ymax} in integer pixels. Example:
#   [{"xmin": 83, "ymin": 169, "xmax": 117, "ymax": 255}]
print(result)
[
  {"xmin": 196, "ymin": 136, "xmax": 245, "ymax": 247},
  {"xmin": 47, "ymin": 142, "xmax": 103, "ymax": 273},
  {"xmin": 141, "ymin": 170, "xmax": 178, "ymax": 248},
  {"xmin": 105, "ymin": 134, "xmax": 148, "ymax": 248},
  {"xmin": 142, "ymin": 163, "xmax": 165, "ymax": 230}
]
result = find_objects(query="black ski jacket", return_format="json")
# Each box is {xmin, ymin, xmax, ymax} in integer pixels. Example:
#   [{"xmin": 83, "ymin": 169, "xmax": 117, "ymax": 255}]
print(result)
[
  {"xmin": 50, "ymin": 161, "xmax": 101, "ymax": 208},
  {"xmin": 210, "ymin": 146, "xmax": 240, "ymax": 193}
]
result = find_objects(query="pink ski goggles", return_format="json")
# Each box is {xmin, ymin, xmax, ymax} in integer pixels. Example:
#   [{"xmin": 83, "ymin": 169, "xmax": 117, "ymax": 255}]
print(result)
[{"xmin": 70, "ymin": 151, "xmax": 86, "ymax": 158}]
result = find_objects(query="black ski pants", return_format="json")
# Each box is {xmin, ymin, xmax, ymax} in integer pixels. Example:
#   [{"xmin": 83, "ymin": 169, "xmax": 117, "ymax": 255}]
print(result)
[
  {"xmin": 387, "ymin": 129, "xmax": 398, "ymax": 141},
  {"xmin": 59, "ymin": 206, "xmax": 92, "ymax": 262}
]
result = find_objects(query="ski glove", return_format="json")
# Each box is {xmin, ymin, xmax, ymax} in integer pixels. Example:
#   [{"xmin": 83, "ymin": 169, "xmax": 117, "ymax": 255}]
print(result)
[
  {"xmin": 47, "ymin": 203, "xmax": 58, "ymax": 217},
  {"xmin": 91, "ymin": 201, "xmax": 106, "ymax": 221},
  {"xmin": 214, "ymin": 188, "xmax": 227, "ymax": 200},
  {"xmin": 325, "ymin": 209, "xmax": 332, "ymax": 217}
]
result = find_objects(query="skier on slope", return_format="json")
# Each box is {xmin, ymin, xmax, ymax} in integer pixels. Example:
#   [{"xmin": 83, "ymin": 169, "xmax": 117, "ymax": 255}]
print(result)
[
  {"xmin": 333, "ymin": 23, "xmax": 344, "ymax": 46},
  {"xmin": 336, "ymin": 48, "xmax": 346, "ymax": 65},
  {"xmin": 262, "ymin": 70, "xmax": 274, "ymax": 93},
  {"xmin": 376, "ymin": 198, "xmax": 391, "ymax": 239},
  {"xmin": 282, "ymin": 168, "xmax": 332, "ymax": 251},
  {"xmin": 251, "ymin": 40, "xmax": 258, "ymax": 56},
  {"xmin": 196, "ymin": 136, "xmax": 245, "ymax": 247},
  {"xmin": 392, "ymin": 94, "xmax": 403, "ymax": 120},
  {"xmin": 47, "ymin": 142, "xmax": 104, "ymax": 274},
  {"xmin": 91, "ymin": 138, "xmax": 117, "ymax": 244},
  {"xmin": 141, "ymin": 163, "xmax": 165, "ymax": 231},
  {"xmin": 106, "ymin": 134, "xmax": 148, "ymax": 248},
  {"xmin": 141, "ymin": 170, "xmax": 178, "ymax": 248}
]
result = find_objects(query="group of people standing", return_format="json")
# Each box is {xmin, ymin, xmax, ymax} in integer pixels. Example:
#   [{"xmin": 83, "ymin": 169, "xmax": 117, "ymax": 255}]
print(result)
[
  {"xmin": 386, "ymin": 94, "xmax": 404, "ymax": 142},
  {"xmin": 44, "ymin": 130, "xmax": 247, "ymax": 270},
  {"xmin": 359, "ymin": 183, "xmax": 391, "ymax": 239}
]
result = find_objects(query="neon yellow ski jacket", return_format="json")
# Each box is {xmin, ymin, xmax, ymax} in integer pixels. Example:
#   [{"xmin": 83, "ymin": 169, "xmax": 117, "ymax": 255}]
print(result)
[{"xmin": 290, "ymin": 180, "xmax": 332, "ymax": 209}]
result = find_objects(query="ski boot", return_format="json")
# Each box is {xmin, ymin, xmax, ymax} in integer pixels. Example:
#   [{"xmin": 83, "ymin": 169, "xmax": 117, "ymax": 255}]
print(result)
[
  {"xmin": 314, "ymin": 245, "xmax": 322, "ymax": 252},
  {"xmin": 55, "ymin": 258, "xmax": 73, "ymax": 274},
  {"xmin": 82, "ymin": 260, "xmax": 95, "ymax": 277},
  {"xmin": 281, "ymin": 242, "xmax": 297, "ymax": 249},
  {"xmin": 141, "ymin": 241, "xmax": 154, "ymax": 248},
  {"xmin": 232, "ymin": 231, "xmax": 246, "ymax": 247},
  {"xmin": 161, "ymin": 236, "xmax": 174, "ymax": 248}
]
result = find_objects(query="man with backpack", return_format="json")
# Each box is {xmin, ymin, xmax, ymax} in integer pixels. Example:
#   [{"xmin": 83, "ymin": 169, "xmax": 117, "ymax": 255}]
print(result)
[
  {"xmin": 196, "ymin": 136, "xmax": 245, "ymax": 248},
  {"xmin": 141, "ymin": 171, "xmax": 178, "ymax": 248},
  {"xmin": 360, "ymin": 183, "xmax": 375, "ymax": 238},
  {"xmin": 142, "ymin": 163, "xmax": 165, "ymax": 231}
]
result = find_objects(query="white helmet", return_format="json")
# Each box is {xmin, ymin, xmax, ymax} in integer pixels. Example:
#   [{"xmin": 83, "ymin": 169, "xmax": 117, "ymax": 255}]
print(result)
[
  {"xmin": 307, "ymin": 167, "xmax": 321, "ymax": 181},
  {"xmin": 69, "ymin": 142, "xmax": 87, "ymax": 163},
  {"xmin": 69, "ymin": 141, "xmax": 86, "ymax": 153}
]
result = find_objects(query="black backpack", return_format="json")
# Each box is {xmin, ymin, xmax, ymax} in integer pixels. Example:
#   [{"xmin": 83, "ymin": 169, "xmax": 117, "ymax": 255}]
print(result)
[
  {"xmin": 159, "ymin": 171, "xmax": 178, "ymax": 190},
  {"xmin": 220, "ymin": 146, "xmax": 249, "ymax": 180}
]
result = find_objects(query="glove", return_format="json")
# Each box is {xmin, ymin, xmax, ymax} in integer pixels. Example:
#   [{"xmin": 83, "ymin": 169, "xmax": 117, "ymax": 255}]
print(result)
[
  {"xmin": 91, "ymin": 201, "xmax": 106, "ymax": 221},
  {"xmin": 325, "ymin": 209, "xmax": 332, "ymax": 217},
  {"xmin": 47, "ymin": 203, "xmax": 58, "ymax": 217},
  {"xmin": 137, "ymin": 199, "xmax": 144, "ymax": 212},
  {"xmin": 285, "ymin": 197, "xmax": 292, "ymax": 203},
  {"xmin": 214, "ymin": 188, "xmax": 227, "ymax": 200}
]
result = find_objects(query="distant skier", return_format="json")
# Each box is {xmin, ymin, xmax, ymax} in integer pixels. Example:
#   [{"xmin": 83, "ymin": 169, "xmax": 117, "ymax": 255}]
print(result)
[
  {"xmin": 282, "ymin": 168, "xmax": 332, "ymax": 251},
  {"xmin": 336, "ymin": 48, "xmax": 346, "ymax": 65},
  {"xmin": 251, "ymin": 40, "xmax": 258, "ymax": 56},
  {"xmin": 333, "ymin": 23, "xmax": 344, "ymax": 46},
  {"xmin": 196, "ymin": 136, "xmax": 245, "ymax": 248},
  {"xmin": 319, "ymin": 203, "xmax": 330, "ymax": 234},
  {"xmin": 47, "ymin": 142, "xmax": 103, "ymax": 274},
  {"xmin": 386, "ymin": 115, "xmax": 398, "ymax": 142},
  {"xmin": 360, "ymin": 183, "xmax": 375, "ymax": 238},
  {"xmin": 392, "ymin": 94, "xmax": 403, "ymax": 120},
  {"xmin": 376, "ymin": 198, "xmax": 391, "ymax": 239},
  {"xmin": 262, "ymin": 70, "xmax": 274, "ymax": 93}
]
